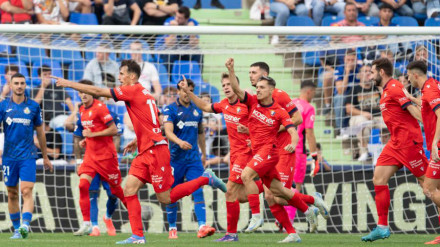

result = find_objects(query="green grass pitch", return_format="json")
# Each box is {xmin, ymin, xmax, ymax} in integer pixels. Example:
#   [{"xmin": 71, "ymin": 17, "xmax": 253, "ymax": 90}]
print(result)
[{"xmin": 0, "ymin": 233, "xmax": 437, "ymax": 247}]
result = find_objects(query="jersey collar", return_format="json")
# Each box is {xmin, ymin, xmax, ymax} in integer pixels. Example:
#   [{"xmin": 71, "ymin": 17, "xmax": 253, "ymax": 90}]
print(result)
[
  {"xmin": 229, "ymin": 98, "xmax": 239, "ymax": 106},
  {"xmin": 259, "ymin": 98, "xmax": 275, "ymax": 108},
  {"xmin": 176, "ymin": 98, "xmax": 192, "ymax": 108},
  {"xmin": 84, "ymin": 99, "xmax": 96, "ymax": 109},
  {"xmin": 9, "ymin": 96, "xmax": 28, "ymax": 105},
  {"xmin": 382, "ymin": 78, "xmax": 393, "ymax": 91}
]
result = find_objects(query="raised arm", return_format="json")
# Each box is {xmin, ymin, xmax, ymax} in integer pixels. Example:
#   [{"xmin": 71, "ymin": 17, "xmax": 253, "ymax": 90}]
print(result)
[
  {"xmin": 53, "ymin": 76, "xmax": 112, "ymax": 98},
  {"xmin": 179, "ymin": 77, "xmax": 214, "ymax": 113},
  {"xmin": 225, "ymin": 58, "xmax": 245, "ymax": 101}
]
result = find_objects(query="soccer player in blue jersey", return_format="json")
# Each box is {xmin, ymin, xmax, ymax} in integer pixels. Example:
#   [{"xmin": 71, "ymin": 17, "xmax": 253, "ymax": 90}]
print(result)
[
  {"xmin": 1, "ymin": 73, "xmax": 53, "ymax": 239},
  {"xmin": 163, "ymin": 78, "xmax": 216, "ymax": 239}
]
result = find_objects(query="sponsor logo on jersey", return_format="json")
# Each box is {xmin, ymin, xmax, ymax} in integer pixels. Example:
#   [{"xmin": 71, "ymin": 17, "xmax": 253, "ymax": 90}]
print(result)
[
  {"xmin": 224, "ymin": 114, "xmax": 240, "ymax": 123},
  {"xmin": 176, "ymin": 121, "xmax": 198, "ymax": 129},
  {"xmin": 252, "ymin": 109, "xmax": 275, "ymax": 126},
  {"xmin": 81, "ymin": 120, "xmax": 94, "ymax": 127},
  {"xmin": 6, "ymin": 117, "xmax": 31, "ymax": 126},
  {"xmin": 23, "ymin": 107, "xmax": 30, "ymax": 114}
]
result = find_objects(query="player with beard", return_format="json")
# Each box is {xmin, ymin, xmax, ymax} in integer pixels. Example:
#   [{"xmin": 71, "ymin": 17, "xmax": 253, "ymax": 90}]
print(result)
[{"xmin": 361, "ymin": 58, "xmax": 428, "ymax": 242}]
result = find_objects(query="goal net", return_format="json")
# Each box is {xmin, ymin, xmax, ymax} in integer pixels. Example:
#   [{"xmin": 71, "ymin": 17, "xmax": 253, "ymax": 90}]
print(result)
[{"xmin": 0, "ymin": 25, "xmax": 439, "ymax": 234}]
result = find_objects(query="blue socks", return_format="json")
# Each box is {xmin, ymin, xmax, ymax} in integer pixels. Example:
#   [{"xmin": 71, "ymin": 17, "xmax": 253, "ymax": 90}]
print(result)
[
  {"xmin": 166, "ymin": 202, "xmax": 178, "ymax": 229},
  {"xmin": 10, "ymin": 212, "xmax": 20, "ymax": 230},
  {"xmin": 89, "ymin": 191, "xmax": 99, "ymax": 226},
  {"xmin": 22, "ymin": 212, "xmax": 32, "ymax": 227},
  {"xmin": 193, "ymin": 188, "xmax": 206, "ymax": 227}
]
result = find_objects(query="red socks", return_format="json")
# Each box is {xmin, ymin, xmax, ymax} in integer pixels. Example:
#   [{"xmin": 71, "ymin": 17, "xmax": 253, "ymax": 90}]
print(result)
[
  {"xmin": 110, "ymin": 186, "xmax": 127, "ymax": 208},
  {"xmin": 375, "ymin": 185, "xmax": 390, "ymax": 226},
  {"xmin": 226, "ymin": 200, "xmax": 240, "ymax": 233},
  {"xmin": 255, "ymin": 180, "xmax": 264, "ymax": 194},
  {"xmin": 287, "ymin": 193, "xmax": 309, "ymax": 213},
  {"xmin": 270, "ymin": 204, "xmax": 296, "ymax": 234},
  {"xmin": 170, "ymin": 177, "xmax": 209, "ymax": 203},
  {"xmin": 125, "ymin": 194, "xmax": 144, "ymax": 237},
  {"xmin": 248, "ymin": 194, "xmax": 260, "ymax": 214},
  {"xmin": 79, "ymin": 179, "xmax": 91, "ymax": 221},
  {"xmin": 296, "ymin": 192, "xmax": 315, "ymax": 205}
]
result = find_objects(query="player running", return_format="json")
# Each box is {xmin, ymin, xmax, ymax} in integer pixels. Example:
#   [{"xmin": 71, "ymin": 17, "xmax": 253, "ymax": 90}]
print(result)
[
  {"xmin": 361, "ymin": 58, "xmax": 428, "ymax": 242},
  {"xmin": 163, "ymin": 78, "xmax": 216, "ymax": 239},
  {"xmin": 70, "ymin": 79, "xmax": 127, "ymax": 236},
  {"xmin": 404, "ymin": 60, "xmax": 440, "ymax": 245},
  {"xmin": 54, "ymin": 59, "xmax": 226, "ymax": 244},
  {"xmin": 179, "ymin": 73, "xmax": 262, "ymax": 242},
  {"xmin": 1, "ymin": 73, "xmax": 53, "ymax": 239},
  {"xmin": 226, "ymin": 58, "xmax": 320, "ymax": 243}
]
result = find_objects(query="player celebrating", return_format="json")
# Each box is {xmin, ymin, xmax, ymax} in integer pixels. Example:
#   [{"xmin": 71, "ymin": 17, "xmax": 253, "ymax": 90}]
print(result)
[
  {"xmin": 404, "ymin": 60, "xmax": 440, "ymax": 245},
  {"xmin": 361, "ymin": 58, "xmax": 428, "ymax": 242},
  {"xmin": 163, "ymin": 78, "xmax": 216, "ymax": 239},
  {"xmin": 1, "ymin": 73, "xmax": 53, "ymax": 239},
  {"xmin": 71, "ymin": 79, "xmax": 127, "ymax": 236},
  {"xmin": 54, "ymin": 59, "xmax": 226, "ymax": 244},
  {"xmin": 179, "ymin": 73, "xmax": 261, "ymax": 242}
]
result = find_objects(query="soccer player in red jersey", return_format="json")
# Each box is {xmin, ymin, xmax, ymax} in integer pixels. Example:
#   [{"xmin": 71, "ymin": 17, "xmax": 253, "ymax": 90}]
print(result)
[
  {"xmin": 405, "ymin": 60, "xmax": 440, "ymax": 244},
  {"xmin": 71, "ymin": 79, "xmax": 127, "ymax": 236},
  {"xmin": 227, "ymin": 58, "xmax": 320, "ymax": 243},
  {"xmin": 179, "ymin": 73, "xmax": 262, "ymax": 242},
  {"xmin": 54, "ymin": 60, "xmax": 226, "ymax": 244},
  {"xmin": 247, "ymin": 62, "xmax": 329, "ymax": 233},
  {"xmin": 361, "ymin": 58, "xmax": 428, "ymax": 242}
]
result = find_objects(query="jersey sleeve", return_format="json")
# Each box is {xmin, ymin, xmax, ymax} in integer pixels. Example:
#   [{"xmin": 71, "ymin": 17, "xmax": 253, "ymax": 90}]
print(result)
[
  {"xmin": 241, "ymin": 92, "xmax": 257, "ymax": 109},
  {"xmin": 392, "ymin": 85, "xmax": 412, "ymax": 109},
  {"xmin": 162, "ymin": 106, "xmax": 175, "ymax": 123},
  {"xmin": 304, "ymin": 107, "xmax": 316, "ymax": 129},
  {"xmin": 73, "ymin": 113, "xmax": 83, "ymax": 137},
  {"xmin": 33, "ymin": 105, "xmax": 43, "ymax": 127},
  {"xmin": 110, "ymin": 85, "xmax": 136, "ymax": 102},
  {"xmin": 278, "ymin": 109, "xmax": 295, "ymax": 130},
  {"xmin": 276, "ymin": 90, "xmax": 298, "ymax": 116},
  {"xmin": 427, "ymin": 83, "xmax": 440, "ymax": 112},
  {"xmin": 211, "ymin": 102, "xmax": 223, "ymax": 114},
  {"xmin": 100, "ymin": 105, "xmax": 114, "ymax": 126}
]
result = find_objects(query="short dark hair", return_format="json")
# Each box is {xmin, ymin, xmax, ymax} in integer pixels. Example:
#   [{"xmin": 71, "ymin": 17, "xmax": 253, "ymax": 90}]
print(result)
[
  {"xmin": 379, "ymin": 3, "xmax": 393, "ymax": 11},
  {"xmin": 177, "ymin": 78, "xmax": 195, "ymax": 90},
  {"xmin": 221, "ymin": 72, "xmax": 240, "ymax": 84},
  {"xmin": 250, "ymin": 62, "xmax": 270, "ymax": 75},
  {"xmin": 372, "ymin": 58, "xmax": 393, "ymax": 77},
  {"xmin": 11, "ymin": 73, "xmax": 26, "ymax": 82},
  {"xmin": 345, "ymin": 2, "xmax": 356, "ymax": 10},
  {"xmin": 346, "ymin": 48, "xmax": 357, "ymax": 57},
  {"xmin": 407, "ymin": 60, "xmax": 428, "ymax": 75},
  {"xmin": 301, "ymin": 79, "xmax": 317, "ymax": 89},
  {"xmin": 120, "ymin": 59, "xmax": 141, "ymax": 78},
  {"xmin": 258, "ymin": 76, "xmax": 276, "ymax": 87},
  {"xmin": 178, "ymin": 6, "xmax": 191, "ymax": 19},
  {"xmin": 5, "ymin": 65, "xmax": 19, "ymax": 74},
  {"xmin": 38, "ymin": 65, "xmax": 51, "ymax": 77}
]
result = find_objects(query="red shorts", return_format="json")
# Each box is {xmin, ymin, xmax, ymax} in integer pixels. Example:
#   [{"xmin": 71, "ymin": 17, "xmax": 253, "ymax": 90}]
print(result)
[
  {"xmin": 229, "ymin": 151, "xmax": 253, "ymax": 184},
  {"xmin": 129, "ymin": 144, "xmax": 174, "ymax": 193},
  {"xmin": 276, "ymin": 152, "xmax": 296, "ymax": 189},
  {"xmin": 426, "ymin": 151, "xmax": 440, "ymax": 179},
  {"xmin": 79, "ymin": 157, "xmax": 122, "ymax": 186},
  {"xmin": 376, "ymin": 143, "xmax": 428, "ymax": 178},
  {"xmin": 247, "ymin": 147, "xmax": 280, "ymax": 188}
]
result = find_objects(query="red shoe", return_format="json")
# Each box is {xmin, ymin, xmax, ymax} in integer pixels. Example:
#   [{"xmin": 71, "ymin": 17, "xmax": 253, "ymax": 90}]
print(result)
[
  {"xmin": 169, "ymin": 229, "xmax": 178, "ymax": 239},
  {"xmin": 103, "ymin": 216, "xmax": 116, "ymax": 236},
  {"xmin": 197, "ymin": 225, "xmax": 216, "ymax": 238},
  {"xmin": 425, "ymin": 236, "xmax": 440, "ymax": 244},
  {"xmin": 89, "ymin": 226, "xmax": 100, "ymax": 237}
]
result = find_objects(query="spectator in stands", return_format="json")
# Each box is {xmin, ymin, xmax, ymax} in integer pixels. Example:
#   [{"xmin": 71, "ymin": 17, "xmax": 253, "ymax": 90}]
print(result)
[
  {"xmin": 379, "ymin": 0, "xmax": 413, "ymax": 16},
  {"xmin": 34, "ymin": 121, "xmax": 63, "ymax": 160},
  {"xmin": 68, "ymin": 0, "xmax": 91, "ymax": 14},
  {"xmin": 33, "ymin": 65, "xmax": 73, "ymax": 129},
  {"xmin": 345, "ymin": 64, "xmax": 383, "ymax": 162},
  {"xmin": 331, "ymin": 3, "xmax": 365, "ymax": 44},
  {"xmin": 159, "ymin": 86, "xmax": 178, "ymax": 109},
  {"xmin": 129, "ymin": 41, "xmax": 162, "ymax": 99},
  {"xmin": 413, "ymin": 45, "xmax": 440, "ymax": 81},
  {"xmin": 193, "ymin": 0, "xmax": 224, "ymax": 9},
  {"xmin": 83, "ymin": 43, "xmax": 119, "ymax": 88},
  {"xmin": 313, "ymin": 0, "xmax": 346, "ymax": 26},
  {"xmin": 346, "ymin": 0, "xmax": 379, "ymax": 16},
  {"xmin": 375, "ymin": 3, "xmax": 395, "ymax": 29},
  {"xmin": 138, "ymin": 0, "xmax": 178, "ymax": 26},
  {"xmin": 0, "ymin": 65, "xmax": 19, "ymax": 100},
  {"xmin": 333, "ymin": 49, "xmax": 361, "ymax": 138},
  {"xmin": 426, "ymin": 0, "xmax": 440, "ymax": 17},
  {"xmin": 379, "ymin": 49, "xmax": 402, "ymax": 77},
  {"xmin": 34, "ymin": 0, "xmax": 70, "ymax": 24},
  {"xmin": 0, "ymin": 0, "xmax": 33, "ymax": 24},
  {"xmin": 270, "ymin": 0, "xmax": 309, "ymax": 45},
  {"xmin": 102, "ymin": 0, "xmax": 141, "ymax": 25}
]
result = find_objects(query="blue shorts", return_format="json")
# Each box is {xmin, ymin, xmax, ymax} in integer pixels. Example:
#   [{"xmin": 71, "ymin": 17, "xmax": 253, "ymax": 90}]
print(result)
[
  {"xmin": 89, "ymin": 174, "xmax": 111, "ymax": 196},
  {"xmin": 2, "ymin": 158, "xmax": 36, "ymax": 187},
  {"xmin": 170, "ymin": 160, "xmax": 204, "ymax": 188}
]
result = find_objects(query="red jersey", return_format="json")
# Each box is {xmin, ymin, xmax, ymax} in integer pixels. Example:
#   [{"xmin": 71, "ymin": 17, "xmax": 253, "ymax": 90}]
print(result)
[
  {"xmin": 272, "ymin": 89, "xmax": 298, "ymax": 155},
  {"xmin": 211, "ymin": 98, "xmax": 251, "ymax": 158},
  {"xmin": 0, "ymin": 0, "xmax": 31, "ymax": 23},
  {"xmin": 380, "ymin": 79, "xmax": 423, "ymax": 149},
  {"xmin": 79, "ymin": 99, "xmax": 117, "ymax": 161},
  {"xmin": 242, "ymin": 92, "xmax": 295, "ymax": 152},
  {"xmin": 421, "ymin": 77, "xmax": 440, "ymax": 151},
  {"xmin": 110, "ymin": 83, "xmax": 166, "ymax": 154}
]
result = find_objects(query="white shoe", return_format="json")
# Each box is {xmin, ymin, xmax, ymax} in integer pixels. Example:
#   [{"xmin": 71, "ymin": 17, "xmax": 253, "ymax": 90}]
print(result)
[
  {"xmin": 305, "ymin": 206, "xmax": 319, "ymax": 233},
  {"xmin": 278, "ymin": 233, "xmax": 302, "ymax": 243},
  {"xmin": 358, "ymin": 152, "xmax": 371, "ymax": 162},
  {"xmin": 73, "ymin": 224, "xmax": 92, "ymax": 236},
  {"xmin": 271, "ymin": 35, "xmax": 279, "ymax": 45},
  {"xmin": 245, "ymin": 214, "xmax": 264, "ymax": 233},
  {"xmin": 313, "ymin": 192, "xmax": 330, "ymax": 220}
]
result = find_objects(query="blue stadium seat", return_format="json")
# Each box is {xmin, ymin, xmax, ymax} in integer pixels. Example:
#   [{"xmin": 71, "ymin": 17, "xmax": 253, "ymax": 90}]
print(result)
[
  {"xmin": 181, "ymin": 0, "xmax": 241, "ymax": 9},
  {"xmin": 199, "ymin": 83, "xmax": 220, "ymax": 103},
  {"xmin": 286, "ymin": 16, "xmax": 316, "ymax": 42},
  {"xmin": 358, "ymin": 16, "xmax": 379, "ymax": 26},
  {"xmin": 107, "ymin": 104, "xmax": 126, "ymax": 121},
  {"xmin": 302, "ymin": 39, "xmax": 328, "ymax": 66},
  {"xmin": 59, "ymin": 130, "xmax": 74, "ymax": 155},
  {"xmin": 0, "ymin": 60, "xmax": 29, "ymax": 86},
  {"xmin": 154, "ymin": 63, "xmax": 170, "ymax": 87},
  {"xmin": 425, "ymin": 17, "xmax": 440, "ymax": 26},
  {"xmin": 84, "ymin": 39, "xmax": 117, "ymax": 61},
  {"xmin": 119, "ymin": 39, "xmax": 153, "ymax": 62},
  {"xmin": 31, "ymin": 59, "xmax": 63, "ymax": 79},
  {"xmin": 69, "ymin": 13, "xmax": 99, "ymax": 25},
  {"xmin": 391, "ymin": 16, "xmax": 419, "ymax": 26},
  {"xmin": 68, "ymin": 60, "xmax": 87, "ymax": 82},
  {"xmin": 171, "ymin": 60, "xmax": 203, "ymax": 84},
  {"xmin": 321, "ymin": 16, "xmax": 344, "ymax": 26},
  {"xmin": 51, "ymin": 39, "xmax": 83, "ymax": 65},
  {"xmin": 16, "ymin": 38, "xmax": 48, "ymax": 64},
  {"xmin": 65, "ymin": 88, "xmax": 81, "ymax": 103}
]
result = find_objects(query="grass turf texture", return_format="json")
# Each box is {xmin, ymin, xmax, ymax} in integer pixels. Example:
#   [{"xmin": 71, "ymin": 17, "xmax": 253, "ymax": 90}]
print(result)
[{"xmin": 0, "ymin": 233, "xmax": 436, "ymax": 246}]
